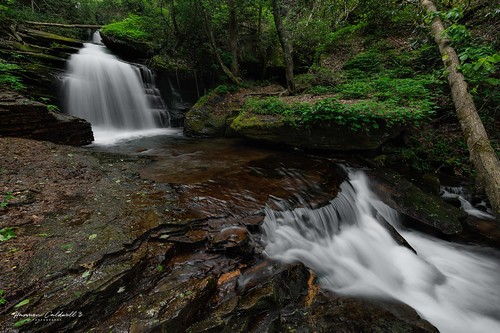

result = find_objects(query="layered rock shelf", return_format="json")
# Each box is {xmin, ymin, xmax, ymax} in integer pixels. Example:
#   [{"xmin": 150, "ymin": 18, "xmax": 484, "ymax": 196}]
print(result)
[{"xmin": 0, "ymin": 90, "xmax": 93, "ymax": 146}]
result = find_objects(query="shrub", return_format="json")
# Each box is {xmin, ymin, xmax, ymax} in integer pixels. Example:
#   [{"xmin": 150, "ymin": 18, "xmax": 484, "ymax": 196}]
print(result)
[
  {"xmin": 243, "ymin": 96, "xmax": 435, "ymax": 131},
  {"xmin": 101, "ymin": 15, "xmax": 152, "ymax": 42},
  {"xmin": 0, "ymin": 59, "xmax": 25, "ymax": 90}
]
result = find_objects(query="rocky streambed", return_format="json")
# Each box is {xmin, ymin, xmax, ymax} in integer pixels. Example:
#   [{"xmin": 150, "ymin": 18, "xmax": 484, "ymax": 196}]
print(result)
[{"xmin": 0, "ymin": 134, "xmax": 498, "ymax": 332}]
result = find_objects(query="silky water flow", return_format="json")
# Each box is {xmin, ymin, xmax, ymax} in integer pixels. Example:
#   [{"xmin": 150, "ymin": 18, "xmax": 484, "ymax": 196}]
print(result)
[
  {"xmin": 262, "ymin": 169, "xmax": 500, "ymax": 333},
  {"xmin": 63, "ymin": 32, "xmax": 170, "ymax": 144}
]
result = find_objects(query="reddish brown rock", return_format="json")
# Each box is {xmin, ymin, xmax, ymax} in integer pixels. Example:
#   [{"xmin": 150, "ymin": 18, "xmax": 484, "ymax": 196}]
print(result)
[{"xmin": 0, "ymin": 89, "xmax": 93, "ymax": 146}]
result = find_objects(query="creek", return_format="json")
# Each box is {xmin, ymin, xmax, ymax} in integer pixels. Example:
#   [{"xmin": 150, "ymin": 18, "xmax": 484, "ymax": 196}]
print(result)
[{"xmin": 63, "ymin": 36, "xmax": 500, "ymax": 333}]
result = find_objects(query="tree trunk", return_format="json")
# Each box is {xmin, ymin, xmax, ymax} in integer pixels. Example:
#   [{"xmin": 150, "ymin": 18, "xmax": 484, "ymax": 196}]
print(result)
[
  {"xmin": 421, "ymin": 0, "xmax": 500, "ymax": 222},
  {"xmin": 199, "ymin": 1, "xmax": 239, "ymax": 85},
  {"xmin": 228, "ymin": 0, "xmax": 239, "ymax": 77},
  {"xmin": 25, "ymin": 21, "xmax": 102, "ymax": 28},
  {"xmin": 170, "ymin": 0, "xmax": 180, "ymax": 38},
  {"xmin": 271, "ymin": 0, "xmax": 295, "ymax": 94}
]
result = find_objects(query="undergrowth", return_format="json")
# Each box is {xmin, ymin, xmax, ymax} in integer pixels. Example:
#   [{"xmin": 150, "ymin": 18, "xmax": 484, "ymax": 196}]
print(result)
[
  {"xmin": 0, "ymin": 59, "xmax": 25, "ymax": 90},
  {"xmin": 101, "ymin": 15, "xmax": 153, "ymax": 42},
  {"xmin": 243, "ymin": 96, "xmax": 435, "ymax": 131}
]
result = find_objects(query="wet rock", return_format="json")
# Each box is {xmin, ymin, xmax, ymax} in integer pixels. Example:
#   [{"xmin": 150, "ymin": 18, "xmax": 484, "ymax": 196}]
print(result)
[
  {"xmin": 230, "ymin": 112, "xmax": 403, "ymax": 151},
  {"xmin": 461, "ymin": 215, "xmax": 500, "ymax": 247},
  {"xmin": 148, "ymin": 276, "xmax": 217, "ymax": 333},
  {"xmin": 298, "ymin": 290, "xmax": 438, "ymax": 333},
  {"xmin": 376, "ymin": 212, "xmax": 417, "ymax": 253},
  {"xmin": 210, "ymin": 226, "xmax": 255, "ymax": 257},
  {"xmin": 184, "ymin": 93, "xmax": 234, "ymax": 137},
  {"xmin": 0, "ymin": 27, "xmax": 83, "ymax": 102},
  {"xmin": 187, "ymin": 261, "xmax": 437, "ymax": 333},
  {"xmin": 100, "ymin": 30, "xmax": 153, "ymax": 60},
  {"xmin": 0, "ymin": 90, "xmax": 93, "ymax": 146},
  {"xmin": 421, "ymin": 173, "xmax": 440, "ymax": 195},
  {"xmin": 17, "ymin": 27, "xmax": 83, "ymax": 49},
  {"xmin": 369, "ymin": 169, "xmax": 467, "ymax": 235}
]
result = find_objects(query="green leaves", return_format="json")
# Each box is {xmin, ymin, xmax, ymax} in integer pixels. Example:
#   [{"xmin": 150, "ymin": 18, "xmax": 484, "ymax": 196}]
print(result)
[
  {"xmin": 243, "ymin": 92, "xmax": 434, "ymax": 132},
  {"xmin": 0, "ymin": 59, "xmax": 26, "ymax": 91},
  {"xmin": 0, "ymin": 227, "xmax": 17, "ymax": 242},
  {"xmin": 101, "ymin": 15, "xmax": 152, "ymax": 42},
  {"xmin": 13, "ymin": 318, "xmax": 31, "ymax": 327},
  {"xmin": 14, "ymin": 299, "xmax": 29, "ymax": 308}
]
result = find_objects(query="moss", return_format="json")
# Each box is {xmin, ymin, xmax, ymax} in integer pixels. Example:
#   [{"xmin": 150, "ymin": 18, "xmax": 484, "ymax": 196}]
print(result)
[{"xmin": 401, "ymin": 184, "xmax": 465, "ymax": 235}]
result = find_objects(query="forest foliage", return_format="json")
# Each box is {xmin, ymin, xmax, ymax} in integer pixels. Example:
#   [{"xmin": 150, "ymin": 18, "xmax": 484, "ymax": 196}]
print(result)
[{"xmin": 0, "ymin": 0, "xmax": 499, "ymax": 176}]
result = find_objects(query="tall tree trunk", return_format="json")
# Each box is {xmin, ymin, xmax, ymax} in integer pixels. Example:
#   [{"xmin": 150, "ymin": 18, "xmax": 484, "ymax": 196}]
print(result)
[
  {"xmin": 228, "ymin": 0, "xmax": 239, "ymax": 77},
  {"xmin": 199, "ymin": 1, "xmax": 239, "ymax": 85},
  {"xmin": 257, "ymin": 3, "xmax": 268, "ymax": 79},
  {"xmin": 421, "ymin": 0, "xmax": 500, "ymax": 222},
  {"xmin": 170, "ymin": 0, "xmax": 180, "ymax": 38},
  {"xmin": 271, "ymin": 0, "xmax": 295, "ymax": 94}
]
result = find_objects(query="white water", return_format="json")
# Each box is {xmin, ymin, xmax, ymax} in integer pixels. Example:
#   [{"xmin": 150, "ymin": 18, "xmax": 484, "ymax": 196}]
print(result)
[
  {"xmin": 63, "ymin": 33, "xmax": 169, "ymax": 143},
  {"xmin": 90, "ymin": 127, "xmax": 182, "ymax": 146},
  {"xmin": 441, "ymin": 186, "xmax": 495, "ymax": 220},
  {"xmin": 262, "ymin": 170, "xmax": 500, "ymax": 333}
]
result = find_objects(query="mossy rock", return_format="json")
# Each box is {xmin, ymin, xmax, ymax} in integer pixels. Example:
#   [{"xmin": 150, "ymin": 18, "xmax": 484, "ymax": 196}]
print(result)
[
  {"xmin": 100, "ymin": 30, "xmax": 153, "ymax": 60},
  {"xmin": 18, "ymin": 27, "xmax": 83, "ymax": 48},
  {"xmin": 369, "ymin": 169, "xmax": 467, "ymax": 235},
  {"xmin": 230, "ymin": 112, "xmax": 403, "ymax": 151},
  {"xmin": 184, "ymin": 93, "xmax": 239, "ymax": 137}
]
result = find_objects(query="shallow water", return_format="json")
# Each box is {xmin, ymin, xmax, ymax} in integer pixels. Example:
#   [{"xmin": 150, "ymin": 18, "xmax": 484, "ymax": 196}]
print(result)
[
  {"xmin": 65, "ymin": 38, "xmax": 500, "ymax": 332},
  {"xmin": 262, "ymin": 170, "xmax": 500, "ymax": 333}
]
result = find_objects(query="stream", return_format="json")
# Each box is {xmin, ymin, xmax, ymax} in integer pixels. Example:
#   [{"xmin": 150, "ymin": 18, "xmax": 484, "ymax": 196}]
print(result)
[{"xmin": 63, "ymin": 35, "xmax": 500, "ymax": 333}]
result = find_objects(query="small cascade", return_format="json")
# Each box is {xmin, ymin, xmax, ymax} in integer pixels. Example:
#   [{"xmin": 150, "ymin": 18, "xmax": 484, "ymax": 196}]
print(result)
[
  {"xmin": 136, "ymin": 64, "xmax": 170, "ymax": 126},
  {"xmin": 63, "ymin": 31, "xmax": 170, "ymax": 142},
  {"xmin": 262, "ymin": 169, "xmax": 500, "ymax": 333},
  {"xmin": 441, "ymin": 185, "xmax": 494, "ymax": 219},
  {"xmin": 91, "ymin": 30, "xmax": 103, "ymax": 44}
]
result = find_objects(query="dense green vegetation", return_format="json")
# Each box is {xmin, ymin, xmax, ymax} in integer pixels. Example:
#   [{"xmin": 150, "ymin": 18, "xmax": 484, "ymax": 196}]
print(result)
[{"xmin": 0, "ymin": 0, "xmax": 498, "ymax": 178}]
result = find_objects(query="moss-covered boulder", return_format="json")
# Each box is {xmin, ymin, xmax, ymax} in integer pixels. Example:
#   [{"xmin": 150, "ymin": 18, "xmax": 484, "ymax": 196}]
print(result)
[
  {"xmin": 184, "ymin": 92, "xmax": 239, "ymax": 137},
  {"xmin": 99, "ymin": 30, "xmax": 152, "ymax": 60},
  {"xmin": 230, "ymin": 112, "xmax": 403, "ymax": 151},
  {"xmin": 99, "ymin": 17, "xmax": 155, "ymax": 60},
  {"xmin": 369, "ymin": 168, "xmax": 468, "ymax": 235},
  {"xmin": 17, "ymin": 27, "xmax": 83, "ymax": 49}
]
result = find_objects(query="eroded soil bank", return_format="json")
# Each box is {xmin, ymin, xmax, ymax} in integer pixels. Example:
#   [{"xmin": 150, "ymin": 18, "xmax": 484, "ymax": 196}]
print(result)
[{"xmin": 0, "ymin": 136, "xmax": 441, "ymax": 332}]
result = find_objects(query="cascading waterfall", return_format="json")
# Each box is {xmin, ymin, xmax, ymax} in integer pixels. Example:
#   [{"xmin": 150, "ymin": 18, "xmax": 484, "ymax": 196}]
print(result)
[
  {"xmin": 63, "ymin": 32, "xmax": 170, "ymax": 144},
  {"xmin": 441, "ymin": 185, "xmax": 495, "ymax": 220},
  {"xmin": 262, "ymin": 170, "xmax": 500, "ymax": 333}
]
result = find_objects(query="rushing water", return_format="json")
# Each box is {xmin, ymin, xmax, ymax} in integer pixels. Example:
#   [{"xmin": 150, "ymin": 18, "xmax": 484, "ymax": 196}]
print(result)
[
  {"xmin": 441, "ymin": 185, "xmax": 495, "ymax": 220},
  {"xmin": 63, "ymin": 32, "xmax": 169, "ymax": 143},
  {"xmin": 64, "ymin": 38, "xmax": 500, "ymax": 333},
  {"xmin": 262, "ymin": 170, "xmax": 500, "ymax": 333}
]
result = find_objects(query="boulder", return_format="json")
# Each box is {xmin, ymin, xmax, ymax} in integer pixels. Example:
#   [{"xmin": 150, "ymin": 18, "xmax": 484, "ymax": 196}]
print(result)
[
  {"xmin": 100, "ymin": 30, "xmax": 152, "ymax": 60},
  {"xmin": 368, "ymin": 168, "xmax": 468, "ymax": 235},
  {"xmin": 17, "ymin": 27, "xmax": 83, "ymax": 49},
  {"xmin": 184, "ymin": 93, "xmax": 237, "ymax": 137},
  {"xmin": 210, "ymin": 226, "xmax": 255, "ymax": 257},
  {"xmin": 187, "ymin": 261, "xmax": 438, "ymax": 332},
  {"xmin": 0, "ymin": 90, "xmax": 93, "ymax": 146},
  {"xmin": 230, "ymin": 112, "xmax": 403, "ymax": 151}
]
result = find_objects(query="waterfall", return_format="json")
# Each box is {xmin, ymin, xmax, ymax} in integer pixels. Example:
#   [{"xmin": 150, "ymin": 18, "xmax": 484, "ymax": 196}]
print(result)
[
  {"xmin": 63, "ymin": 32, "xmax": 170, "ymax": 144},
  {"xmin": 441, "ymin": 185, "xmax": 495, "ymax": 220},
  {"xmin": 262, "ymin": 170, "xmax": 500, "ymax": 333}
]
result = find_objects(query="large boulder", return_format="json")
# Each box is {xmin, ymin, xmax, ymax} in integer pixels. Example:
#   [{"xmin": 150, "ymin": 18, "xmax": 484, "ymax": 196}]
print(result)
[
  {"xmin": 184, "ymin": 92, "xmax": 238, "ymax": 137},
  {"xmin": 230, "ymin": 112, "xmax": 403, "ymax": 151},
  {"xmin": 187, "ymin": 261, "xmax": 438, "ymax": 333},
  {"xmin": 0, "ymin": 90, "xmax": 93, "ymax": 146},
  {"xmin": 368, "ymin": 168, "xmax": 468, "ymax": 235},
  {"xmin": 100, "ymin": 30, "xmax": 152, "ymax": 60}
]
